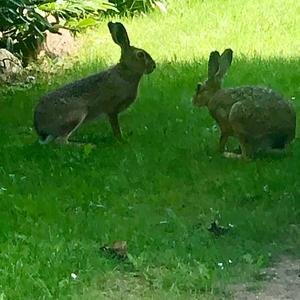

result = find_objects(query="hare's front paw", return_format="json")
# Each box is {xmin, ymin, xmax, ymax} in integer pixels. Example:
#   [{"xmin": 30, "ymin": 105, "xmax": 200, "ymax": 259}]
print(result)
[
  {"xmin": 223, "ymin": 152, "xmax": 242, "ymax": 159},
  {"xmin": 223, "ymin": 151, "xmax": 251, "ymax": 161}
]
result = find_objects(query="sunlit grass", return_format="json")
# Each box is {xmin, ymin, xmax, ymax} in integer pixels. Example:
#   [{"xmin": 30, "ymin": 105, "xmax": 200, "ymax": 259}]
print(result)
[
  {"xmin": 0, "ymin": 0, "xmax": 300, "ymax": 299},
  {"xmin": 82, "ymin": 0, "xmax": 300, "ymax": 63}
]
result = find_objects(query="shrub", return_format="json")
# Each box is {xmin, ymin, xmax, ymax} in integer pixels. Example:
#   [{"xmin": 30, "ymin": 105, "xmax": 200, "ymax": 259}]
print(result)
[
  {"xmin": 0, "ymin": 0, "xmax": 117, "ymax": 66},
  {"xmin": 110, "ymin": 0, "xmax": 167, "ymax": 15},
  {"xmin": 0, "ymin": 0, "xmax": 167, "ymax": 66}
]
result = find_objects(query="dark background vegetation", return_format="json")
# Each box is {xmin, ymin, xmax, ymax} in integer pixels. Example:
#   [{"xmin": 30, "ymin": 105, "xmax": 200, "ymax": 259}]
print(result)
[{"xmin": 0, "ymin": 0, "xmax": 166, "ymax": 65}]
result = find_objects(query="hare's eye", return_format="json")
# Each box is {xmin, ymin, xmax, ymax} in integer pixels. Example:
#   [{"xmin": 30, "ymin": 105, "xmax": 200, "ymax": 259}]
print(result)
[
  {"xmin": 196, "ymin": 83, "xmax": 202, "ymax": 92},
  {"xmin": 136, "ymin": 51, "xmax": 145, "ymax": 59}
]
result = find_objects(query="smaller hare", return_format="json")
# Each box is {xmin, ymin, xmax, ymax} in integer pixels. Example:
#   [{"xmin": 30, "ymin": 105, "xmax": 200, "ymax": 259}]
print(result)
[
  {"xmin": 193, "ymin": 49, "xmax": 296, "ymax": 158},
  {"xmin": 34, "ymin": 22, "xmax": 156, "ymax": 145}
]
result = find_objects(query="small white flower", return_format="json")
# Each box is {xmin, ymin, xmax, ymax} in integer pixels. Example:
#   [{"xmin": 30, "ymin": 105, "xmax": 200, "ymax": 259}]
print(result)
[
  {"xmin": 228, "ymin": 259, "xmax": 232, "ymax": 264},
  {"xmin": 291, "ymin": 96, "xmax": 295, "ymax": 100},
  {"xmin": 71, "ymin": 273, "xmax": 77, "ymax": 279},
  {"xmin": 217, "ymin": 262, "xmax": 224, "ymax": 269},
  {"xmin": 159, "ymin": 220, "xmax": 168, "ymax": 224},
  {"xmin": 228, "ymin": 223, "xmax": 234, "ymax": 228}
]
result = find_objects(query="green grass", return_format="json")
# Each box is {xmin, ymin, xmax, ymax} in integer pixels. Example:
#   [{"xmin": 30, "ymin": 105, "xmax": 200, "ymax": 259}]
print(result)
[{"xmin": 1, "ymin": 0, "xmax": 300, "ymax": 299}]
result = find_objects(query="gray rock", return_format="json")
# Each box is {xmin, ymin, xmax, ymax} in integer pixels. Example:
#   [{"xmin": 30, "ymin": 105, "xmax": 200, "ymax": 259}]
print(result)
[{"xmin": 0, "ymin": 49, "xmax": 23, "ymax": 82}]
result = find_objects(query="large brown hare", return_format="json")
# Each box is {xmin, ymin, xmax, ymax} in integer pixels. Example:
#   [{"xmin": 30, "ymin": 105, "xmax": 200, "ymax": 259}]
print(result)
[
  {"xmin": 34, "ymin": 22, "xmax": 156, "ymax": 145},
  {"xmin": 193, "ymin": 49, "xmax": 296, "ymax": 159}
]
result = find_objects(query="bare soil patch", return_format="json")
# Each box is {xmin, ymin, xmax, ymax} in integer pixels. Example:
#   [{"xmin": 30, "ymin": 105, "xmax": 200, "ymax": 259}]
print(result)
[
  {"xmin": 45, "ymin": 29, "xmax": 81, "ymax": 57},
  {"xmin": 233, "ymin": 256, "xmax": 300, "ymax": 300}
]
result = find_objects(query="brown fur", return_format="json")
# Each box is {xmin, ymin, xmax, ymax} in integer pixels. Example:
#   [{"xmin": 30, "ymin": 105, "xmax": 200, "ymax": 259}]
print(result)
[
  {"xmin": 193, "ymin": 49, "xmax": 296, "ymax": 158},
  {"xmin": 34, "ymin": 22, "xmax": 156, "ymax": 144}
]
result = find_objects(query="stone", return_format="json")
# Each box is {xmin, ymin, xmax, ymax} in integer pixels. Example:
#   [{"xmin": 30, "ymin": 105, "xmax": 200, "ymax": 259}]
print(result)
[{"xmin": 0, "ymin": 49, "xmax": 23, "ymax": 82}]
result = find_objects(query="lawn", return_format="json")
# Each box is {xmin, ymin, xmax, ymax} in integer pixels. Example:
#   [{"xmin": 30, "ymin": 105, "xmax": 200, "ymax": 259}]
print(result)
[{"xmin": 1, "ymin": 0, "xmax": 300, "ymax": 299}]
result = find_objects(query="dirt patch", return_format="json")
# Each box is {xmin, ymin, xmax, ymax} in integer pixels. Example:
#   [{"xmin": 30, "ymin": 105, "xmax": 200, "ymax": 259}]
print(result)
[
  {"xmin": 233, "ymin": 256, "xmax": 300, "ymax": 299},
  {"xmin": 45, "ymin": 29, "xmax": 81, "ymax": 57}
]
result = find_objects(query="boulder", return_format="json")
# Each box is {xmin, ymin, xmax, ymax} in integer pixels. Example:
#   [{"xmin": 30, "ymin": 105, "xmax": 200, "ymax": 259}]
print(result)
[{"xmin": 0, "ymin": 49, "xmax": 23, "ymax": 82}]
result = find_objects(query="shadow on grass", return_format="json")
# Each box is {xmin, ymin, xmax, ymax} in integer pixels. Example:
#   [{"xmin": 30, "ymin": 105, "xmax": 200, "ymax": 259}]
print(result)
[
  {"xmin": 1, "ymin": 56, "xmax": 300, "ymax": 298},
  {"xmin": 1, "ymin": 56, "xmax": 299, "ymax": 149}
]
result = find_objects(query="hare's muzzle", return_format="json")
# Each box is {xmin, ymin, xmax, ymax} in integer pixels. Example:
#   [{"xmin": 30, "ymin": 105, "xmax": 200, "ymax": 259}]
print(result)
[{"xmin": 145, "ymin": 61, "xmax": 156, "ymax": 74}]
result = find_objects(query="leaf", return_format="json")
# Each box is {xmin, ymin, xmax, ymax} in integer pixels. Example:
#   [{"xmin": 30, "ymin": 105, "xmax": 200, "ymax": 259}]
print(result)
[
  {"xmin": 208, "ymin": 221, "xmax": 230, "ymax": 236},
  {"xmin": 38, "ymin": 3, "xmax": 56, "ymax": 12},
  {"xmin": 8, "ymin": 8, "xmax": 19, "ymax": 17},
  {"xmin": 77, "ymin": 17, "xmax": 97, "ymax": 28},
  {"xmin": 100, "ymin": 240, "xmax": 128, "ymax": 260},
  {"xmin": 33, "ymin": 25, "xmax": 45, "ymax": 38},
  {"xmin": 100, "ymin": 1, "xmax": 119, "ymax": 12}
]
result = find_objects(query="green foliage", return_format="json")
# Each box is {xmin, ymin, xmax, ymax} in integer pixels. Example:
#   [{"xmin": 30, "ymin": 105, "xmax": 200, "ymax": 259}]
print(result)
[
  {"xmin": 39, "ymin": 0, "xmax": 118, "ymax": 29},
  {"xmin": 0, "ymin": 0, "xmax": 51, "ymax": 65},
  {"xmin": 110, "ymin": 0, "xmax": 167, "ymax": 15},
  {"xmin": 0, "ymin": 0, "xmax": 117, "ymax": 65},
  {"xmin": 0, "ymin": 0, "xmax": 166, "ymax": 66}
]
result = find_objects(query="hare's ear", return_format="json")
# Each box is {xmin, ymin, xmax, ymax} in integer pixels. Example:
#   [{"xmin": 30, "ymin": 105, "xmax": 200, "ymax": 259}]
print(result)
[
  {"xmin": 108, "ymin": 22, "xmax": 130, "ymax": 49},
  {"xmin": 216, "ymin": 48, "xmax": 233, "ymax": 79},
  {"xmin": 208, "ymin": 51, "xmax": 220, "ymax": 80}
]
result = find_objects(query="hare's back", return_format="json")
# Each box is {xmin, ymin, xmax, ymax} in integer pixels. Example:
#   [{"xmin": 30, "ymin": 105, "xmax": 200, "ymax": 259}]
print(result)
[
  {"xmin": 229, "ymin": 87, "xmax": 296, "ymax": 137},
  {"xmin": 40, "ymin": 72, "xmax": 108, "ymax": 105},
  {"xmin": 34, "ymin": 72, "xmax": 108, "ymax": 134},
  {"xmin": 35, "ymin": 71, "xmax": 109, "ymax": 123}
]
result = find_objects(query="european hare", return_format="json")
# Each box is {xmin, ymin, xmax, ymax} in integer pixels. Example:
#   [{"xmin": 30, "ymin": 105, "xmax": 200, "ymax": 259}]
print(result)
[
  {"xmin": 193, "ymin": 49, "xmax": 296, "ymax": 158},
  {"xmin": 34, "ymin": 22, "xmax": 156, "ymax": 144}
]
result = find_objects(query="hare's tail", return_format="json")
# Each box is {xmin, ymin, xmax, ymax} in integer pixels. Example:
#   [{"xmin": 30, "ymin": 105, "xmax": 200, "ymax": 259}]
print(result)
[
  {"xmin": 34, "ymin": 112, "xmax": 55, "ymax": 144},
  {"xmin": 38, "ymin": 134, "xmax": 55, "ymax": 144}
]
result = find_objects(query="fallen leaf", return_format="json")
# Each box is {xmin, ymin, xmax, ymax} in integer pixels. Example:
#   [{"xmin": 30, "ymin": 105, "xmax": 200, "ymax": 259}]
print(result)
[
  {"xmin": 100, "ymin": 240, "xmax": 128, "ymax": 259},
  {"xmin": 208, "ymin": 221, "xmax": 230, "ymax": 236}
]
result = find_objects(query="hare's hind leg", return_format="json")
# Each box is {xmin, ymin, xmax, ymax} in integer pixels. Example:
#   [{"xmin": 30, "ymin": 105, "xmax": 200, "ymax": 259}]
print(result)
[
  {"xmin": 219, "ymin": 132, "xmax": 229, "ymax": 153},
  {"xmin": 55, "ymin": 112, "xmax": 87, "ymax": 145},
  {"xmin": 220, "ymin": 130, "xmax": 242, "ymax": 158},
  {"xmin": 238, "ymin": 136, "xmax": 253, "ymax": 159},
  {"xmin": 223, "ymin": 136, "xmax": 252, "ymax": 159}
]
